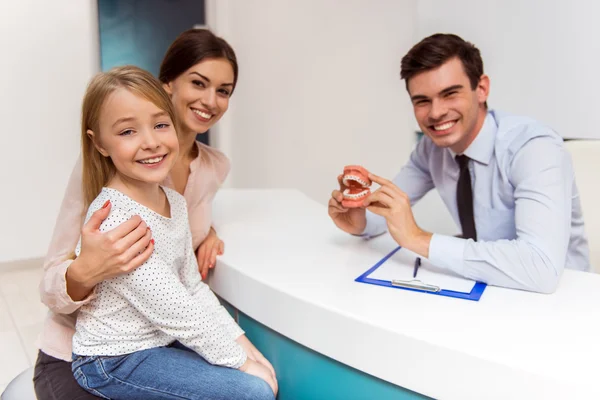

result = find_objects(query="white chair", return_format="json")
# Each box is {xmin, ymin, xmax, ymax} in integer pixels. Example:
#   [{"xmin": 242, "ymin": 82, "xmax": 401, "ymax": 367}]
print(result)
[
  {"xmin": 564, "ymin": 139, "xmax": 600, "ymax": 273},
  {"xmin": 1, "ymin": 367, "xmax": 36, "ymax": 400}
]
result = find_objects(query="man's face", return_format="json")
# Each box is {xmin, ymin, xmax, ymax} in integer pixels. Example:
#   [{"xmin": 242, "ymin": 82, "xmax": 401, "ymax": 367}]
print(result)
[{"xmin": 407, "ymin": 57, "xmax": 489, "ymax": 154}]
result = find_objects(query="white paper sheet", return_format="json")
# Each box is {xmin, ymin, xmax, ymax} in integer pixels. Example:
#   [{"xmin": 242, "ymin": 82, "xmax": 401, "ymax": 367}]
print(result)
[{"xmin": 368, "ymin": 248, "xmax": 477, "ymax": 293}]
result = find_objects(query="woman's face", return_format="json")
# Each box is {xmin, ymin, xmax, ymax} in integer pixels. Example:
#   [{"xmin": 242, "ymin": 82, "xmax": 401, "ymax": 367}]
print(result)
[{"xmin": 164, "ymin": 58, "xmax": 235, "ymax": 136}]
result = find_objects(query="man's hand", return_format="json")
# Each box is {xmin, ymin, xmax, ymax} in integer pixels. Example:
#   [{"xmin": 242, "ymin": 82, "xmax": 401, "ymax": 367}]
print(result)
[
  {"xmin": 196, "ymin": 227, "xmax": 223, "ymax": 280},
  {"xmin": 328, "ymin": 174, "xmax": 367, "ymax": 235},
  {"xmin": 363, "ymin": 173, "xmax": 432, "ymax": 257}
]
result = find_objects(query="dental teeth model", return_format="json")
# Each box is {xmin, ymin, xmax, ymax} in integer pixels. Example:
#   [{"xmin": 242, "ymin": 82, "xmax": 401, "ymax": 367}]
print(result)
[{"xmin": 341, "ymin": 165, "xmax": 372, "ymax": 208}]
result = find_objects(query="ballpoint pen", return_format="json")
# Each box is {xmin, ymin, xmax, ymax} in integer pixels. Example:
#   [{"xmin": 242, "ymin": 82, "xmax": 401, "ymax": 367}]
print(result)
[{"xmin": 413, "ymin": 257, "xmax": 421, "ymax": 278}]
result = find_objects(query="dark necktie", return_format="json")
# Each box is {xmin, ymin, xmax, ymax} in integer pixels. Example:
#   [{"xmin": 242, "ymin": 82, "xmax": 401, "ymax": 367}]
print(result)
[{"xmin": 455, "ymin": 155, "xmax": 477, "ymax": 241}]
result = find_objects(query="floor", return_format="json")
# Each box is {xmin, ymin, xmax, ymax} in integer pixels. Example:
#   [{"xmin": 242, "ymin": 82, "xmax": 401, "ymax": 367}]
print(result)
[{"xmin": 0, "ymin": 261, "xmax": 47, "ymax": 393}]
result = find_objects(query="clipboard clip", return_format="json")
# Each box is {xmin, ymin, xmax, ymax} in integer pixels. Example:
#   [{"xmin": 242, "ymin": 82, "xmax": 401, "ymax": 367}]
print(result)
[{"xmin": 391, "ymin": 279, "xmax": 440, "ymax": 293}]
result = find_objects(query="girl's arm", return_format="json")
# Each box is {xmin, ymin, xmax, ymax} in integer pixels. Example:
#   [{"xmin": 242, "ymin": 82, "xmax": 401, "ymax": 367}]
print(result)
[{"xmin": 91, "ymin": 206, "xmax": 247, "ymax": 369}]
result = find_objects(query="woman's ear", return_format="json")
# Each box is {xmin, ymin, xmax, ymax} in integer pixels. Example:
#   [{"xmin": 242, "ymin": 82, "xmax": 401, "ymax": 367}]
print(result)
[
  {"xmin": 87, "ymin": 129, "xmax": 109, "ymax": 157},
  {"xmin": 162, "ymin": 82, "xmax": 173, "ymax": 97}
]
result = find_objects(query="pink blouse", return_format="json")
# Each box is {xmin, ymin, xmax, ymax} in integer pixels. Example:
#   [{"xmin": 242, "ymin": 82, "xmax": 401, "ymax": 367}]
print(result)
[{"xmin": 37, "ymin": 141, "xmax": 230, "ymax": 361}]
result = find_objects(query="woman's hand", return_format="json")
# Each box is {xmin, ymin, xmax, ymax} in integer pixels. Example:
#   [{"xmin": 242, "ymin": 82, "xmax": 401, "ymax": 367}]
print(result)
[
  {"xmin": 236, "ymin": 335, "xmax": 276, "ymax": 380},
  {"xmin": 196, "ymin": 227, "xmax": 224, "ymax": 280},
  {"xmin": 66, "ymin": 200, "xmax": 154, "ymax": 301}
]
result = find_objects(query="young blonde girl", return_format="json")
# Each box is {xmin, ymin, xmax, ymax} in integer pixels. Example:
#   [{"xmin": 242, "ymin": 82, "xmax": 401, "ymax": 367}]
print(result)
[{"xmin": 69, "ymin": 65, "xmax": 276, "ymax": 400}]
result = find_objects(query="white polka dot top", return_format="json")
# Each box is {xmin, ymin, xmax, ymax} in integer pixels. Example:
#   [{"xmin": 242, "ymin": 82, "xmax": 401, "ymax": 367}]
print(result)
[{"xmin": 72, "ymin": 187, "xmax": 247, "ymax": 369}]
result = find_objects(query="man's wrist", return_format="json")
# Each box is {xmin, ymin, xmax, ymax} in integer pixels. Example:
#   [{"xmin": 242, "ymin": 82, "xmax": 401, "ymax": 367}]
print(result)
[
  {"xmin": 405, "ymin": 229, "xmax": 433, "ymax": 258},
  {"xmin": 348, "ymin": 213, "xmax": 367, "ymax": 236}
]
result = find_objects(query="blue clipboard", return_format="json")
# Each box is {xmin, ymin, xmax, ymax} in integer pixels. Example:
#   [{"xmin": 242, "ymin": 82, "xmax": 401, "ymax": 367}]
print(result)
[{"xmin": 355, "ymin": 246, "xmax": 487, "ymax": 301}]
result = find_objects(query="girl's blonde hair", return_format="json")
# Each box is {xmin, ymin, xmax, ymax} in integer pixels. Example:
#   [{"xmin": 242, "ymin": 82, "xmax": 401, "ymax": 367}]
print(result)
[{"xmin": 80, "ymin": 65, "xmax": 178, "ymax": 208}]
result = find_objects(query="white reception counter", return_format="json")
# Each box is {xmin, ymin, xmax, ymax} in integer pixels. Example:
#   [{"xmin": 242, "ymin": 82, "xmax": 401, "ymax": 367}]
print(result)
[{"xmin": 208, "ymin": 189, "xmax": 600, "ymax": 400}]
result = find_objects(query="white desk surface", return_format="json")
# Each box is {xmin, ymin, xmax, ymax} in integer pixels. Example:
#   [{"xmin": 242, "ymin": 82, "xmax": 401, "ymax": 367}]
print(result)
[{"xmin": 208, "ymin": 188, "xmax": 600, "ymax": 400}]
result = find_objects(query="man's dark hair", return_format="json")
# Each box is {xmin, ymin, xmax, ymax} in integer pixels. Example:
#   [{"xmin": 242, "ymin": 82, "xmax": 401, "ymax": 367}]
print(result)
[{"xmin": 400, "ymin": 33, "xmax": 484, "ymax": 91}]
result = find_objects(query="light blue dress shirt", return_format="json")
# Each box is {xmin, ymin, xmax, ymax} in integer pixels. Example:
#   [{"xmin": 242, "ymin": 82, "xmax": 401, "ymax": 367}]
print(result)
[{"xmin": 361, "ymin": 109, "xmax": 590, "ymax": 293}]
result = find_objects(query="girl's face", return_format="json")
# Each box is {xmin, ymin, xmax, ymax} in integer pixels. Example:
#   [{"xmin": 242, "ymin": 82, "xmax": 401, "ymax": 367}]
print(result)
[
  {"xmin": 89, "ymin": 88, "xmax": 179, "ymax": 186},
  {"xmin": 163, "ymin": 58, "xmax": 235, "ymax": 136}
]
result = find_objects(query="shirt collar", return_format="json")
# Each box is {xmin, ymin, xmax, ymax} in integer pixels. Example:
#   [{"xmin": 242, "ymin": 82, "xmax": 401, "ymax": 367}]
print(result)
[{"xmin": 448, "ymin": 111, "xmax": 496, "ymax": 165}]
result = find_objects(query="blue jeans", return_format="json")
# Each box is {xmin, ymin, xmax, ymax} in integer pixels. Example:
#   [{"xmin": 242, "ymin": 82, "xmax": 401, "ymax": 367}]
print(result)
[{"xmin": 71, "ymin": 342, "xmax": 275, "ymax": 400}]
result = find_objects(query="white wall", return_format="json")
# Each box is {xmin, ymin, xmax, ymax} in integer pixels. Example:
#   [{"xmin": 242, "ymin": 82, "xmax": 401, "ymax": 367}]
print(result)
[
  {"xmin": 207, "ymin": 0, "xmax": 600, "ymax": 237},
  {"xmin": 207, "ymin": 0, "xmax": 459, "ymax": 236},
  {"xmin": 2, "ymin": 1, "xmax": 595, "ymax": 263},
  {"xmin": 208, "ymin": 0, "xmax": 418, "ymax": 205},
  {"xmin": 0, "ymin": 0, "xmax": 100, "ymax": 263},
  {"xmin": 417, "ymin": 0, "xmax": 600, "ymax": 140}
]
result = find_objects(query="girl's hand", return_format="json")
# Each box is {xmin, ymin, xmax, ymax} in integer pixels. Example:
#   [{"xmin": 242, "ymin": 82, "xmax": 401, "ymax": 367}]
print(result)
[
  {"xmin": 236, "ymin": 335, "xmax": 276, "ymax": 380},
  {"xmin": 66, "ymin": 200, "xmax": 154, "ymax": 300},
  {"xmin": 196, "ymin": 227, "xmax": 224, "ymax": 280},
  {"xmin": 239, "ymin": 358, "xmax": 278, "ymax": 396}
]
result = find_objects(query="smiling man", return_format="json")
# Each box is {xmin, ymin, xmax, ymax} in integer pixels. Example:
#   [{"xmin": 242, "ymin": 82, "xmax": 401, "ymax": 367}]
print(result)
[{"xmin": 328, "ymin": 33, "xmax": 590, "ymax": 293}]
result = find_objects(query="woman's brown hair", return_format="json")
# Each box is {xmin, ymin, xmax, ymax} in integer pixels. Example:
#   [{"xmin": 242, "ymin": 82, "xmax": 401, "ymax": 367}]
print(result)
[{"xmin": 80, "ymin": 65, "xmax": 177, "ymax": 208}]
